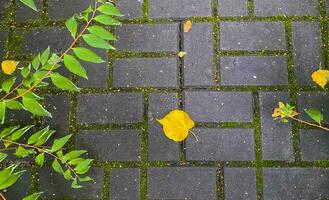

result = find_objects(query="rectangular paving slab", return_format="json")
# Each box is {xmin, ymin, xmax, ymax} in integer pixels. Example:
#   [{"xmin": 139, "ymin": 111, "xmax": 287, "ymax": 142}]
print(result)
[
  {"xmin": 218, "ymin": 0, "xmax": 248, "ymax": 16},
  {"xmin": 300, "ymin": 129, "xmax": 329, "ymax": 161},
  {"xmin": 297, "ymin": 92, "xmax": 329, "ymax": 123},
  {"xmin": 147, "ymin": 167, "xmax": 217, "ymax": 199},
  {"xmin": 110, "ymin": 168, "xmax": 140, "ymax": 200},
  {"xmin": 116, "ymin": 0, "xmax": 142, "ymax": 19},
  {"xmin": 48, "ymin": 0, "xmax": 93, "ymax": 20}
]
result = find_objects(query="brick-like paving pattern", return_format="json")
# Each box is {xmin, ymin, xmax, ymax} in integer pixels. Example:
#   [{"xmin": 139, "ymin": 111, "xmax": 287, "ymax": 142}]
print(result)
[{"xmin": 1, "ymin": 0, "xmax": 329, "ymax": 199}]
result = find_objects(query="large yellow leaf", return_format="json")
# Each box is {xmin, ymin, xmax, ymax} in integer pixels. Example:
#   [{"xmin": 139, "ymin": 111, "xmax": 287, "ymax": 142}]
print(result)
[
  {"xmin": 1, "ymin": 60, "xmax": 17, "ymax": 75},
  {"xmin": 311, "ymin": 69, "xmax": 329, "ymax": 89},
  {"xmin": 157, "ymin": 110, "xmax": 195, "ymax": 142}
]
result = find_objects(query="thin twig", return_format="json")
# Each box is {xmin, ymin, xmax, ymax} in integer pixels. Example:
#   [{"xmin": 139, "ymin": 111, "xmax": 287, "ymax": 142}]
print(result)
[
  {"xmin": 0, "ymin": 192, "xmax": 6, "ymax": 200},
  {"xmin": 289, "ymin": 116, "xmax": 329, "ymax": 131}
]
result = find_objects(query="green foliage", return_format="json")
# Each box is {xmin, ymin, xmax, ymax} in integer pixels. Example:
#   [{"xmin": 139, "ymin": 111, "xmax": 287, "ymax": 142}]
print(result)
[
  {"xmin": 1, "ymin": 0, "xmax": 122, "ymax": 199},
  {"xmin": 305, "ymin": 108, "xmax": 323, "ymax": 125}
]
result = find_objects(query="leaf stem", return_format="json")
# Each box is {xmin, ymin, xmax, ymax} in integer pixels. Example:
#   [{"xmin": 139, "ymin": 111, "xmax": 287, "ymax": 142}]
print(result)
[
  {"xmin": 0, "ymin": 192, "xmax": 6, "ymax": 200},
  {"xmin": 289, "ymin": 116, "xmax": 329, "ymax": 132}
]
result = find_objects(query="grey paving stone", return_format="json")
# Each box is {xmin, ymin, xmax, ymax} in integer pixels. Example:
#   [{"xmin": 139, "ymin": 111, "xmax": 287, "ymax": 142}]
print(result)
[
  {"xmin": 220, "ymin": 22, "xmax": 286, "ymax": 50},
  {"xmin": 78, "ymin": 44, "xmax": 108, "ymax": 88},
  {"xmin": 300, "ymin": 129, "xmax": 329, "ymax": 161},
  {"xmin": 1, "ymin": 169, "xmax": 31, "ymax": 199},
  {"xmin": 148, "ymin": 93, "xmax": 179, "ymax": 161},
  {"xmin": 77, "ymin": 130, "xmax": 141, "ymax": 161},
  {"xmin": 218, "ymin": 0, "xmax": 248, "ymax": 16},
  {"xmin": 115, "ymin": 24, "xmax": 179, "ymax": 52},
  {"xmin": 186, "ymin": 129, "xmax": 255, "ymax": 161},
  {"xmin": 224, "ymin": 168, "xmax": 257, "ymax": 200},
  {"xmin": 110, "ymin": 168, "xmax": 140, "ymax": 200},
  {"xmin": 148, "ymin": 0, "xmax": 212, "ymax": 18},
  {"xmin": 39, "ymin": 167, "xmax": 103, "ymax": 199},
  {"xmin": 184, "ymin": 23, "xmax": 214, "ymax": 86},
  {"xmin": 259, "ymin": 92, "xmax": 294, "ymax": 160},
  {"xmin": 113, "ymin": 58, "xmax": 178, "ymax": 88},
  {"xmin": 48, "ymin": 0, "xmax": 93, "ymax": 20},
  {"xmin": 77, "ymin": 93, "xmax": 144, "ymax": 124},
  {"xmin": 43, "ymin": 94, "xmax": 70, "ymax": 137},
  {"xmin": 0, "ymin": 0, "xmax": 10, "ymax": 22},
  {"xmin": 184, "ymin": 91, "xmax": 253, "ymax": 122},
  {"xmin": 5, "ymin": 109, "xmax": 33, "ymax": 124},
  {"xmin": 116, "ymin": 0, "xmax": 142, "ymax": 19},
  {"xmin": 297, "ymin": 92, "xmax": 329, "ymax": 123},
  {"xmin": 16, "ymin": 0, "xmax": 42, "ymax": 22},
  {"xmin": 254, "ymin": 0, "xmax": 319, "ymax": 16},
  {"xmin": 221, "ymin": 56, "xmax": 288, "ymax": 86},
  {"xmin": 292, "ymin": 22, "xmax": 322, "ymax": 85},
  {"xmin": 0, "ymin": 31, "xmax": 7, "ymax": 59},
  {"xmin": 263, "ymin": 168, "xmax": 329, "ymax": 199},
  {"xmin": 21, "ymin": 27, "xmax": 71, "ymax": 54},
  {"xmin": 147, "ymin": 167, "xmax": 216, "ymax": 200}
]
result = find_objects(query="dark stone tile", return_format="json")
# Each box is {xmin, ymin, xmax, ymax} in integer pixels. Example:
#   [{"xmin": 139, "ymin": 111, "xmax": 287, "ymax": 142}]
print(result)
[
  {"xmin": 48, "ymin": 0, "xmax": 93, "ymax": 20},
  {"xmin": 292, "ymin": 22, "xmax": 322, "ymax": 85},
  {"xmin": 110, "ymin": 168, "xmax": 140, "ymax": 200},
  {"xmin": 259, "ymin": 92, "xmax": 294, "ymax": 160},
  {"xmin": 184, "ymin": 91, "xmax": 253, "ymax": 122},
  {"xmin": 5, "ymin": 109, "xmax": 34, "ymax": 124},
  {"xmin": 221, "ymin": 56, "xmax": 288, "ymax": 86},
  {"xmin": 297, "ymin": 92, "xmax": 329, "ymax": 123},
  {"xmin": 184, "ymin": 23, "xmax": 214, "ymax": 86},
  {"xmin": 148, "ymin": 93, "xmax": 179, "ymax": 161},
  {"xmin": 113, "ymin": 58, "xmax": 178, "ymax": 88},
  {"xmin": 21, "ymin": 27, "xmax": 71, "ymax": 54},
  {"xmin": 224, "ymin": 168, "xmax": 257, "ymax": 200},
  {"xmin": 263, "ymin": 168, "xmax": 329, "ymax": 199},
  {"xmin": 147, "ymin": 167, "xmax": 216, "ymax": 200},
  {"xmin": 218, "ymin": 0, "xmax": 248, "ymax": 16},
  {"xmin": 186, "ymin": 129, "xmax": 255, "ymax": 161},
  {"xmin": 16, "ymin": 0, "xmax": 42, "ymax": 22},
  {"xmin": 254, "ymin": 0, "xmax": 319, "ymax": 16},
  {"xmin": 220, "ymin": 22, "xmax": 286, "ymax": 50},
  {"xmin": 0, "ymin": 31, "xmax": 8, "ymax": 59},
  {"xmin": 116, "ymin": 0, "xmax": 142, "ymax": 19},
  {"xmin": 148, "ymin": 0, "xmax": 212, "ymax": 18},
  {"xmin": 39, "ymin": 167, "xmax": 103, "ymax": 199},
  {"xmin": 115, "ymin": 24, "xmax": 179, "ymax": 52},
  {"xmin": 1, "ymin": 169, "xmax": 31, "ymax": 199},
  {"xmin": 77, "ymin": 93, "xmax": 144, "ymax": 124},
  {"xmin": 0, "ymin": 0, "xmax": 10, "ymax": 22},
  {"xmin": 300, "ymin": 129, "xmax": 329, "ymax": 160},
  {"xmin": 77, "ymin": 130, "xmax": 141, "ymax": 161}
]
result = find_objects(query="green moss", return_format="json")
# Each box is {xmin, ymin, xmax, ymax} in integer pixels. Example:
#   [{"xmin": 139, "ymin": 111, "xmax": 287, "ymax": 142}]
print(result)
[{"xmin": 247, "ymin": 0, "xmax": 254, "ymax": 16}]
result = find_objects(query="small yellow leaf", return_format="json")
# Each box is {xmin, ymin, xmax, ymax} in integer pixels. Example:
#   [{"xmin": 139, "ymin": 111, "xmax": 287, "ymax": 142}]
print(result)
[
  {"xmin": 178, "ymin": 51, "xmax": 187, "ymax": 57},
  {"xmin": 311, "ymin": 69, "xmax": 329, "ymax": 89},
  {"xmin": 1, "ymin": 60, "xmax": 17, "ymax": 75},
  {"xmin": 157, "ymin": 110, "xmax": 195, "ymax": 142},
  {"xmin": 184, "ymin": 20, "xmax": 192, "ymax": 33}
]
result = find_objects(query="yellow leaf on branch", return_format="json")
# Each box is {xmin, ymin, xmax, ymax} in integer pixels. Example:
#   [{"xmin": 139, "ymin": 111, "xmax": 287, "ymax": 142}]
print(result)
[
  {"xmin": 183, "ymin": 20, "xmax": 192, "ymax": 33},
  {"xmin": 1, "ymin": 60, "xmax": 17, "ymax": 75},
  {"xmin": 312, "ymin": 69, "xmax": 329, "ymax": 89},
  {"xmin": 157, "ymin": 110, "xmax": 195, "ymax": 142},
  {"xmin": 178, "ymin": 51, "xmax": 187, "ymax": 57}
]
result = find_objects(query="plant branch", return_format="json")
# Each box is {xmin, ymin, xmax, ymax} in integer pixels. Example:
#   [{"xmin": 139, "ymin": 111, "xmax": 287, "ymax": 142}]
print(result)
[
  {"xmin": 0, "ymin": 192, "xmax": 6, "ymax": 200},
  {"xmin": 289, "ymin": 116, "xmax": 329, "ymax": 132},
  {"xmin": 0, "ymin": 0, "xmax": 99, "ymax": 101}
]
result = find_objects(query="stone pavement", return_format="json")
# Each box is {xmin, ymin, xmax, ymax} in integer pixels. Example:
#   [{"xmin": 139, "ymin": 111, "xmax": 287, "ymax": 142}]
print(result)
[{"xmin": 1, "ymin": 0, "xmax": 329, "ymax": 199}]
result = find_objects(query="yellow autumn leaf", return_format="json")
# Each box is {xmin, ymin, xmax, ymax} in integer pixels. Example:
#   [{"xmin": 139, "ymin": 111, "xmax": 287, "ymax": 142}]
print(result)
[
  {"xmin": 184, "ymin": 20, "xmax": 192, "ymax": 33},
  {"xmin": 312, "ymin": 69, "xmax": 329, "ymax": 88},
  {"xmin": 157, "ymin": 110, "xmax": 195, "ymax": 142},
  {"xmin": 1, "ymin": 60, "xmax": 17, "ymax": 75},
  {"xmin": 178, "ymin": 51, "xmax": 187, "ymax": 57}
]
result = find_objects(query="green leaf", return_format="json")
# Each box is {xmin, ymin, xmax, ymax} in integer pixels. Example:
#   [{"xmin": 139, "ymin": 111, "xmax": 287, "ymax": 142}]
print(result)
[
  {"xmin": 2, "ymin": 77, "xmax": 16, "ymax": 93},
  {"xmin": 0, "ymin": 101, "xmax": 6, "ymax": 124},
  {"xmin": 72, "ymin": 47, "xmax": 105, "ymax": 63},
  {"xmin": 74, "ymin": 159, "xmax": 93, "ymax": 175},
  {"xmin": 34, "ymin": 130, "xmax": 55, "ymax": 146},
  {"xmin": 52, "ymin": 159, "xmax": 64, "ymax": 175},
  {"xmin": 305, "ymin": 108, "xmax": 324, "ymax": 125},
  {"xmin": 63, "ymin": 54, "xmax": 87, "ymax": 79},
  {"xmin": 50, "ymin": 134, "xmax": 72, "ymax": 153},
  {"xmin": 21, "ymin": 64, "xmax": 31, "ymax": 78},
  {"xmin": 71, "ymin": 177, "xmax": 83, "ymax": 189},
  {"xmin": 11, "ymin": 125, "xmax": 34, "ymax": 141},
  {"xmin": 22, "ymin": 192, "xmax": 43, "ymax": 200},
  {"xmin": 64, "ymin": 169, "xmax": 73, "ymax": 180},
  {"xmin": 6, "ymin": 100, "xmax": 24, "ymax": 110},
  {"xmin": 22, "ymin": 97, "xmax": 51, "ymax": 117},
  {"xmin": 87, "ymin": 26, "xmax": 117, "ymax": 41},
  {"xmin": 82, "ymin": 34, "xmax": 115, "ymax": 50},
  {"xmin": 0, "ymin": 126, "xmax": 20, "ymax": 139},
  {"xmin": 97, "ymin": 3, "xmax": 123, "ymax": 16},
  {"xmin": 50, "ymin": 73, "xmax": 80, "ymax": 92},
  {"xmin": 40, "ymin": 47, "xmax": 50, "ymax": 66},
  {"xmin": 35, "ymin": 153, "xmax": 45, "ymax": 166},
  {"xmin": 0, "ymin": 165, "xmax": 16, "ymax": 185},
  {"xmin": 20, "ymin": 0, "xmax": 38, "ymax": 11},
  {"xmin": 0, "ymin": 152, "xmax": 7, "ymax": 162},
  {"xmin": 32, "ymin": 54, "xmax": 40, "ymax": 70},
  {"xmin": 93, "ymin": 15, "xmax": 121, "ymax": 25},
  {"xmin": 0, "ymin": 168, "xmax": 25, "ymax": 190},
  {"xmin": 65, "ymin": 17, "xmax": 78, "ymax": 38},
  {"xmin": 18, "ymin": 89, "xmax": 42, "ymax": 99},
  {"xmin": 68, "ymin": 158, "xmax": 84, "ymax": 165},
  {"xmin": 32, "ymin": 70, "xmax": 48, "ymax": 82},
  {"xmin": 79, "ymin": 176, "xmax": 93, "ymax": 182},
  {"xmin": 28, "ymin": 126, "xmax": 49, "ymax": 144},
  {"xmin": 63, "ymin": 150, "xmax": 87, "ymax": 162},
  {"xmin": 14, "ymin": 146, "xmax": 31, "ymax": 158}
]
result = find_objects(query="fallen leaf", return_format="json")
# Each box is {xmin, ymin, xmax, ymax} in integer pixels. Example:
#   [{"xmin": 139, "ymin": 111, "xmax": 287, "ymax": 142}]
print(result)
[
  {"xmin": 178, "ymin": 51, "xmax": 187, "ymax": 57},
  {"xmin": 311, "ymin": 69, "xmax": 329, "ymax": 88},
  {"xmin": 157, "ymin": 110, "xmax": 195, "ymax": 142},
  {"xmin": 1, "ymin": 60, "xmax": 17, "ymax": 75},
  {"xmin": 184, "ymin": 20, "xmax": 192, "ymax": 32}
]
